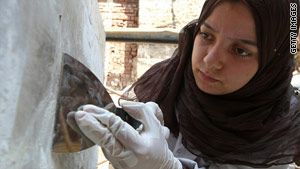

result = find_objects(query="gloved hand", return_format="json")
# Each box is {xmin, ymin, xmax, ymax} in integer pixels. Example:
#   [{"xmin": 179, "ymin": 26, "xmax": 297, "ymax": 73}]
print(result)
[{"xmin": 70, "ymin": 101, "xmax": 182, "ymax": 169}]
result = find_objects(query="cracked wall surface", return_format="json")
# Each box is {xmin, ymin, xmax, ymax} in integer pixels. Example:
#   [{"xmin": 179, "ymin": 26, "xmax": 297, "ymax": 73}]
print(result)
[{"xmin": 0, "ymin": 0, "xmax": 105, "ymax": 168}]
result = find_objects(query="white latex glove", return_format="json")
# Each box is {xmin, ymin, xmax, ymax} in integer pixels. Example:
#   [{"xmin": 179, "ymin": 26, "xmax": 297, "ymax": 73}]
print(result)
[{"xmin": 73, "ymin": 101, "xmax": 182, "ymax": 169}]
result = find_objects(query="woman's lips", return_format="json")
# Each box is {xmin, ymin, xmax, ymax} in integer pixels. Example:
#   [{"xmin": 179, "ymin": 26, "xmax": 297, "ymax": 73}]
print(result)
[{"xmin": 199, "ymin": 71, "xmax": 219, "ymax": 83}]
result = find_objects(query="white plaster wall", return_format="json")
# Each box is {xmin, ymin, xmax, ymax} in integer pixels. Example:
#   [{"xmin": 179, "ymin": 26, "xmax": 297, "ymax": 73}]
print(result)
[
  {"xmin": 139, "ymin": 0, "xmax": 173, "ymax": 28},
  {"xmin": 0, "ymin": 0, "xmax": 105, "ymax": 168},
  {"xmin": 139, "ymin": 0, "xmax": 205, "ymax": 29},
  {"xmin": 136, "ymin": 43, "xmax": 177, "ymax": 78},
  {"xmin": 172, "ymin": 0, "xmax": 205, "ymax": 29}
]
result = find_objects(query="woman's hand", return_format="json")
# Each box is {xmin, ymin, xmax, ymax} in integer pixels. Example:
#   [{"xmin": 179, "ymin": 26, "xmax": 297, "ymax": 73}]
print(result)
[{"xmin": 69, "ymin": 101, "xmax": 182, "ymax": 169}]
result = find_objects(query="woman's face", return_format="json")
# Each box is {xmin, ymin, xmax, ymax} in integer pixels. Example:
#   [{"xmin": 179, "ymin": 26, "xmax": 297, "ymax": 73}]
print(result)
[{"xmin": 192, "ymin": 1, "xmax": 259, "ymax": 95}]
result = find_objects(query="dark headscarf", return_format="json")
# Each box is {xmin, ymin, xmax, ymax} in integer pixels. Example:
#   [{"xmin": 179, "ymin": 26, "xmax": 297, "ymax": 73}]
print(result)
[{"xmin": 122, "ymin": 0, "xmax": 300, "ymax": 167}]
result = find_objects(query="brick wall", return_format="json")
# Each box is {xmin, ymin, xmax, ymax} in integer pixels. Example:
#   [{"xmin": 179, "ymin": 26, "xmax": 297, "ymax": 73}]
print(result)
[
  {"xmin": 105, "ymin": 42, "xmax": 137, "ymax": 90},
  {"xmin": 99, "ymin": 0, "xmax": 138, "ymax": 28},
  {"xmin": 99, "ymin": 0, "xmax": 139, "ymax": 91}
]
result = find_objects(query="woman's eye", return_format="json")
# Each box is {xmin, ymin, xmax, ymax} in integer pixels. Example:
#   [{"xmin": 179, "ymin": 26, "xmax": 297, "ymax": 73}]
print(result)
[
  {"xmin": 199, "ymin": 32, "xmax": 213, "ymax": 40},
  {"xmin": 236, "ymin": 48, "xmax": 251, "ymax": 56}
]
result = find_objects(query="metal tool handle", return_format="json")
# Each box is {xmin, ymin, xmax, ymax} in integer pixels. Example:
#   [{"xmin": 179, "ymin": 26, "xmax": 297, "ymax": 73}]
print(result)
[{"xmin": 115, "ymin": 108, "xmax": 142, "ymax": 129}]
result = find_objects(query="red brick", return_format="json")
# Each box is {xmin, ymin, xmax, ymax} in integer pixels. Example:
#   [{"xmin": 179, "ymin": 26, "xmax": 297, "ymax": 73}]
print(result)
[{"xmin": 124, "ymin": 70, "xmax": 131, "ymax": 74}]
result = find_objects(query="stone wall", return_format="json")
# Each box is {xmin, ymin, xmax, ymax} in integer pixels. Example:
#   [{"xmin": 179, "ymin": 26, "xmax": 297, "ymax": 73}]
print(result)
[
  {"xmin": 105, "ymin": 42, "xmax": 137, "ymax": 90},
  {"xmin": 99, "ymin": 0, "xmax": 139, "ymax": 28},
  {"xmin": 136, "ymin": 43, "xmax": 178, "ymax": 78},
  {"xmin": 0, "ymin": 0, "xmax": 105, "ymax": 169},
  {"xmin": 139, "ymin": 0, "xmax": 205, "ymax": 29},
  {"xmin": 99, "ymin": 0, "xmax": 139, "ymax": 90},
  {"xmin": 104, "ymin": 42, "xmax": 177, "ymax": 91}
]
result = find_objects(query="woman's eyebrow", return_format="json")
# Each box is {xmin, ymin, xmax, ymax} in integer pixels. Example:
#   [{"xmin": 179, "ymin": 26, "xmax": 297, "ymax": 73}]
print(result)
[
  {"xmin": 203, "ymin": 22, "xmax": 257, "ymax": 47},
  {"xmin": 203, "ymin": 22, "xmax": 218, "ymax": 33},
  {"xmin": 236, "ymin": 39, "xmax": 257, "ymax": 47}
]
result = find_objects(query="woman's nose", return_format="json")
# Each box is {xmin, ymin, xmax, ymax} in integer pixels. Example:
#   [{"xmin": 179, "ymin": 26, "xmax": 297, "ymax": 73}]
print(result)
[{"xmin": 203, "ymin": 44, "xmax": 225, "ymax": 70}]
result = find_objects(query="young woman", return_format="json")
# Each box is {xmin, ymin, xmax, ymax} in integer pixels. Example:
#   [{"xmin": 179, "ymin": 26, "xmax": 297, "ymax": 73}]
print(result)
[{"xmin": 69, "ymin": 0, "xmax": 300, "ymax": 168}]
